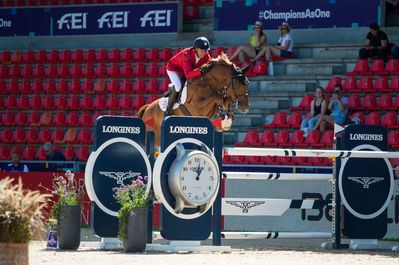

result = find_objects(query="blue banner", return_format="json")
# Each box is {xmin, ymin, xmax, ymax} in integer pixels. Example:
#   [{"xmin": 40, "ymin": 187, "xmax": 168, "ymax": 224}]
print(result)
[
  {"xmin": 0, "ymin": 2, "xmax": 179, "ymax": 36},
  {"xmin": 214, "ymin": 0, "xmax": 379, "ymax": 31}
]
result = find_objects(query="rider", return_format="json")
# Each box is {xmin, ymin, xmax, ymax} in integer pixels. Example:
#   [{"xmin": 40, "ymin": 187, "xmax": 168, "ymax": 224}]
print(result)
[{"xmin": 165, "ymin": 36, "xmax": 212, "ymax": 116}]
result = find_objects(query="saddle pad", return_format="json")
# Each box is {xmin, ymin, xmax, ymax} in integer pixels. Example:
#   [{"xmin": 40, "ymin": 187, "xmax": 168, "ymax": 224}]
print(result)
[{"xmin": 159, "ymin": 84, "xmax": 187, "ymax": 112}]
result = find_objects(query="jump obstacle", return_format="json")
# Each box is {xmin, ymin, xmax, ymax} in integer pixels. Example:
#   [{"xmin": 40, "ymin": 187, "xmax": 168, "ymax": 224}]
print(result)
[{"xmin": 86, "ymin": 116, "xmax": 397, "ymax": 251}]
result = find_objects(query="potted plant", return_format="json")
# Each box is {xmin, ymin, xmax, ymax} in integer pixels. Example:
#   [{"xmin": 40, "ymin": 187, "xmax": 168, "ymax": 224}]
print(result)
[
  {"xmin": 113, "ymin": 176, "xmax": 150, "ymax": 252},
  {"xmin": 0, "ymin": 177, "xmax": 49, "ymax": 265},
  {"xmin": 48, "ymin": 170, "xmax": 84, "ymax": 250}
]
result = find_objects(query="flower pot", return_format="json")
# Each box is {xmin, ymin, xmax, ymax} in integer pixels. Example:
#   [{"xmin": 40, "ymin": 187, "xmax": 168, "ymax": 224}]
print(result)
[
  {"xmin": 0, "ymin": 242, "xmax": 28, "ymax": 265},
  {"xmin": 123, "ymin": 207, "xmax": 148, "ymax": 252},
  {"xmin": 58, "ymin": 205, "xmax": 81, "ymax": 250}
]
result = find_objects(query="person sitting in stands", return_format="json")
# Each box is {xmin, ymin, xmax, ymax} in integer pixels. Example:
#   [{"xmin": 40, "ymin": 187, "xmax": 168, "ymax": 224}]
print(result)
[
  {"xmin": 250, "ymin": 22, "xmax": 293, "ymax": 62},
  {"xmin": 43, "ymin": 142, "xmax": 66, "ymax": 161},
  {"xmin": 228, "ymin": 21, "xmax": 267, "ymax": 64},
  {"xmin": 359, "ymin": 23, "xmax": 389, "ymax": 60},
  {"xmin": 300, "ymin": 87, "xmax": 328, "ymax": 136},
  {"xmin": 313, "ymin": 84, "xmax": 348, "ymax": 134},
  {"xmin": 3, "ymin": 151, "xmax": 29, "ymax": 172}
]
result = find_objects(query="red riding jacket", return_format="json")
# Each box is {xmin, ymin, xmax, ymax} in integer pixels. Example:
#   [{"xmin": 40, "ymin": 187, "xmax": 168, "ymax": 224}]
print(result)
[{"xmin": 166, "ymin": 47, "xmax": 211, "ymax": 79}]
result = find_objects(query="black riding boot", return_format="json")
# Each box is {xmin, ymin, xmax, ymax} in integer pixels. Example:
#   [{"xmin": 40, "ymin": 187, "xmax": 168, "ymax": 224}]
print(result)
[{"xmin": 165, "ymin": 87, "xmax": 178, "ymax": 117}]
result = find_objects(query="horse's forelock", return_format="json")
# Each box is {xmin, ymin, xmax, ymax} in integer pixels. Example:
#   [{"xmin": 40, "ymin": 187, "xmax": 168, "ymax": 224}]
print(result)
[{"xmin": 208, "ymin": 52, "xmax": 232, "ymax": 67}]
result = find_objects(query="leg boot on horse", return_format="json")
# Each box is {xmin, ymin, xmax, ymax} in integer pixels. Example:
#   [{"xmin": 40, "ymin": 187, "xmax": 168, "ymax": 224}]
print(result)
[{"xmin": 165, "ymin": 85, "xmax": 179, "ymax": 117}]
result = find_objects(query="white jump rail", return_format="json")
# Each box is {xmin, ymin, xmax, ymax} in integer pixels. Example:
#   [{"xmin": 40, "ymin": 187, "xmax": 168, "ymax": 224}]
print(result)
[
  {"xmin": 223, "ymin": 172, "xmax": 333, "ymax": 181},
  {"xmin": 224, "ymin": 147, "xmax": 399, "ymax": 158}
]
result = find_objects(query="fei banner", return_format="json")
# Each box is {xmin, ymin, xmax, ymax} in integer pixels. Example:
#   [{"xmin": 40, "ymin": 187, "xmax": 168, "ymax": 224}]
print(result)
[
  {"xmin": 214, "ymin": 0, "xmax": 379, "ymax": 31},
  {"xmin": 0, "ymin": 2, "xmax": 179, "ymax": 36}
]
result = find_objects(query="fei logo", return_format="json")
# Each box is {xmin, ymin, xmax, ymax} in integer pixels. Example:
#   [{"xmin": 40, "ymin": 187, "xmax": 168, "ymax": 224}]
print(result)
[
  {"xmin": 140, "ymin": 10, "xmax": 172, "ymax": 27},
  {"xmin": 57, "ymin": 13, "xmax": 88, "ymax": 30},
  {"xmin": 98, "ymin": 11, "xmax": 130, "ymax": 29}
]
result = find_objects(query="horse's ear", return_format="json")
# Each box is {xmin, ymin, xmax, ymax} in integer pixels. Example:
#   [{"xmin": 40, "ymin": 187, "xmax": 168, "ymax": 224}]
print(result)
[{"xmin": 241, "ymin": 64, "xmax": 250, "ymax": 73}]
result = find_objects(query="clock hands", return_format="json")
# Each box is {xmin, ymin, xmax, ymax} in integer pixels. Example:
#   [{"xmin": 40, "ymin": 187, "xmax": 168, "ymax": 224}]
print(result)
[{"xmin": 195, "ymin": 162, "xmax": 203, "ymax": 181}]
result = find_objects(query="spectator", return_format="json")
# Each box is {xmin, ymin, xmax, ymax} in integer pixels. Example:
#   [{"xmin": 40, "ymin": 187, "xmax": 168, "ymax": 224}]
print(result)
[
  {"xmin": 359, "ymin": 23, "xmax": 389, "ymax": 60},
  {"xmin": 313, "ymin": 84, "xmax": 348, "ymax": 134},
  {"xmin": 300, "ymin": 87, "xmax": 328, "ymax": 136},
  {"xmin": 3, "ymin": 151, "xmax": 29, "ymax": 172},
  {"xmin": 250, "ymin": 22, "xmax": 293, "ymax": 62},
  {"xmin": 391, "ymin": 44, "xmax": 399, "ymax": 59},
  {"xmin": 228, "ymin": 21, "xmax": 267, "ymax": 64},
  {"xmin": 43, "ymin": 142, "xmax": 66, "ymax": 161}
]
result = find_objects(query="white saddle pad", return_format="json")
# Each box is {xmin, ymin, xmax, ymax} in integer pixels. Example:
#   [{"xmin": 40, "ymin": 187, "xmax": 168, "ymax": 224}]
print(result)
[{"xmin": 159, "ymin": 84, "xmax": 187, "ymax": 112}]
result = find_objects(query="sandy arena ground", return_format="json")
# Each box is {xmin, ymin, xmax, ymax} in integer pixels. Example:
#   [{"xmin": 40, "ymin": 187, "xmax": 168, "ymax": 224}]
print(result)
[{"xmin": 28, "ymin": 229, "xmax": 399, "ymax": 265}]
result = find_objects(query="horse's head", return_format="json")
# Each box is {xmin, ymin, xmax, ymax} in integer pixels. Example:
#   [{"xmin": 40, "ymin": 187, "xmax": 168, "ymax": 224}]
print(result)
[{"xmin": 230, "ymin": 64, "xmax": 250, "ymax": 114}]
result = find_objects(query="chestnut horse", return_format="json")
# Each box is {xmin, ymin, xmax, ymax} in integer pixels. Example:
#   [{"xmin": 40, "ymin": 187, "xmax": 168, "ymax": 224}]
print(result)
[{"xmin": 136, "ymin": 54, "xmax": 250, "ymax": 146}]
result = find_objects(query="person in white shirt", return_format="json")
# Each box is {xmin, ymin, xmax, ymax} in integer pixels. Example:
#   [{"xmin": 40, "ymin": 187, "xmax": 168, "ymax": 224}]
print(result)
[{"xmin": 250, "ymin": 22, "xmax": 294, "ymax": 62}]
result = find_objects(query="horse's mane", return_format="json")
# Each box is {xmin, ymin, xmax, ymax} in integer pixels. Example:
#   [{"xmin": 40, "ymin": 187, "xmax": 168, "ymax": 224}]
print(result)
[{"xmin": 208, "ymin": 52, "xmax": 233, "ymax": 67}]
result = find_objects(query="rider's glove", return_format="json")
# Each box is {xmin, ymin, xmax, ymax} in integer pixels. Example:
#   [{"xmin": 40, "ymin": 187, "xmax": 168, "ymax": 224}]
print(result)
[{"xmin": 200, "ymin": 65, "xmax": 212, "ymax": 75}]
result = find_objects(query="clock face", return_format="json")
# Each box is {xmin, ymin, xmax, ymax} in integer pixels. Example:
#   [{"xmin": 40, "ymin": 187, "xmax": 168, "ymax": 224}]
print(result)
[{"xmin": 179, "ymin": 153, "xmax": 219, "ymax": 205}]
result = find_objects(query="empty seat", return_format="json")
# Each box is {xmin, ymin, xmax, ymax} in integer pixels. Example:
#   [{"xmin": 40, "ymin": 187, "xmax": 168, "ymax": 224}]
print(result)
[
  {"xmin": 158, "ymin": 63, "xmax": 168, "ymax": 77},
  {"xmin": 95, "ymin": 63, "xmax": 108, "ymax": 77},
  {"xmin": 56, "ymin": 79, "xmax": 69, "ymax": 94},
  {"xmin": 15, "ymin": 111, "xmax": 28, "ymax": 126},
  {"xmin": 93, "ymin": 95, "xmax": 106, "ymax": 109},
  {"xmin": 253, "ymin": 61, "xmax": 267, "ymax": 75},
  {"xmin": 58, "ymin": 64, "xmax": 70, "ymax": 78},
  {"xmin": 159, "ymin": 79, "xmax": 170, "ymax": 93},
  {"xmin": 234, "ymin": 129, "xmax": 259, "ymax": 146},
  {"xmin": 0, "ymin": 145, "xmax": 10, "ymax": 160},
  {"xmin": 133, "ymin": 48, "xmax": 146, "ymax": 62},
  {"xmin": 360, "ymin": 94, "xmax": 378, "ymax": 110},
  {"xmin": 60, "ymin": 49, "xmax": 72, "ymax": 63},
  {"xmin": 48, "ymin": 50, "xmax": 60, "ymax": 64},
  {"xmin": 105, "ymin": 95, "xmax": 119, "ymax": 109},
  {"xmin": 132, "ymin": 79, "xmax": 146, "ymax": 93},
  {"xmin": 81, "ymin": 79, "xmax": 94, "ymax": 93},
  {"xmin": 77, "ymin": 128, "xmax": 91, "ymax": 144},
  {"xmin": 121, "ymin": 63, "xmax": 134, "ymax": 77},
  {"xmin": 119, "ymin": 95, "xmax": 133, "ymax": 110},
  {"xmin": 373, "ymin": 76, "xmax": 389, "ymax": 92},
  {"xmin": 51, "ymin": 111, "xmax": 66, "ymax": 126},
  {"xmin": 133, "ymin": 63, "xmax": 146, "ymax": 77},
  {"xmin": 33, "ymin": 64, "xmax": 45, "ymax": 79},
  {"xmin": 289, "ymin": 94, "xmax": 314, "ymax": 111},
  {"xmin": 29, "ymin": 95, "xmax": 42, "ymax": 109},
  {"xmin": 109, "ymin": 48, "xmax": 121, "ymax": 62},
  {"xmin": 76, "ymin": 146, "xmax": 90, "ymax": 161},
  {"xmin": 66, "ymin": 111, "xmax": 79, "ymax": 126},
  {"xmin": 91, "ymin": 111, "xmax": 105, "ymax": 125},
  {"xmin": 5, "ymin": 95, "xmax": 17, "ymax": 109},
  {"xmin": 39, "ymin": 111, "xmax": 53, "ymax": 126},
  {"xmin": 145, "ymin": 63, "xmax": 159, "ymax": 77},
  {"xmin": 303, "ymin": 129, "xmax": 321, "ymax": 147},
  {"xmin": 364, "ymin": 111, "xmax": 381, "ymax": 125},
  {"xmin": 72, "ymin": 49, "xmax": 84, "ymax": 63},
  {"xmin": 132, "ymin": 95, "xmax": 145, "ymax": 110},
  {"xmin": 19, "ymin": 80, "xmax": 32, "ymax": 94},
  {"xmin": 376, "ymin": 93, "xmax": 394, "ymax": 110},
  {"xmin": 273, "ymin": 129, "xmax": 290, "ymax": 146},
  {"xmin": 83, "ymin": 64, "xmax": 95, "ymax": 78},
  {"xmin": 159, "ymin": 47, "xmax": 172, "ymax": 61},
  {"xmin": 2, "ymin": 111, "xmax": 15, "ymax": 126},
  {"xmin": 145, "ymin": 79, "xmax": 160, "ymax": 93},
  {"xmin": 388, "ymin": 131, "xmax": 399, "ymax": 148},
  {"xmin": 46, "ymin": 64, "xmax": 58, "ymax": 78},
  {"xmin": 23, "ymin": 50, "xmax": 35, "ymax": 64},
  {"xmin": 21, "ymin": 64, "xmax": 33, "ymax": 79},
  {"xmin": 67, "ymin": 95, "xmax": 80, "ymax": 110},
  {"xmin": 9, "ymin": 65, "xmax": 21, "ymax": 79},
  {"xmin": 0, "ymin": 128, "xmax": 13, "ymax": 143},
  {"xmin": 365, "ymin": 59, "xmax": 384, "ymax": 75},
  {"xmin": 35, "ymin": 50, "xmax": 47, "ymax": 64},
  {"xmin": 42, "ymin": 95, "xmax": 55, "ymax": 109},
  {"xmin": 80, "ymin": 95, "xmax": 93, "ymax": 110},
  {"xmin": 344, "ymin": 59, "xmax": 368, "ymax": 75},
  {"xmin": 63, "ymin": 128, "xmax": 78, "ymax": 144},
  {"xmin": 27, "ymin": 111, "xmax": 40, "ymax": 125},
  {"xmin": 78, "ymin": 111, "xmax": 92, "ymax": 126},
  {"xmin": 11, "ymin": 50, "xmax": 22, "ymax": 64},
  {"xmin": 17, "ymin": 95, "xmax": 29, "ymax": 109},
  {"xmin": 381, "ymin": 112, "xmax": 398, "ymax": 129},
  {"xmin": 382, "ymin": 59, "xmax": 399, "ymax": 75},
  {"xmin": 21, "ymin": 145, "xmax": 36, "ymax": 161},
  {"xmin": 290, "ymin": 129, "xmax": 306, "ymax": 147},
  {"xmin": 107, "ymin": 64, "xmax": 120, "ymax": 77},
  {"xmin": 262, "ymin": 112, "xmax": 288, "ymax": 128},
  {"xmin": 71, "ymin": 64, "xmax": 83, "ymax": 78},
  {"xmin": 25, "ymin": 128, "xmax": 39, "ymax": 143},
  {"xmin": 68, "ymin": 79, "xmax": 82, "ymax": 93},
  {"xmin": 0, "ymin": 50, "xmax": 11, "ymax": 64},
  {"xmin": 240, "ymin": 61, "xmax": 255, "ymax": 77},
  {"xmin": 121, "ymin": 48, "xmax": 134, "ymax": 62},
  {"xmin": 357, "ymin": 76, "xmax": 374, "ymax": 92},
  {"xmin": 287, "ymin": 111, "xmax": 302, "ymax": 128},
  {"xmin": 35, "ymin": 146, "xmax": 47, "ymax": 161},
  {"xmin": 6, "ymin": 80, "xmax": 19, "ymax": 94},
  {"xmin": 84, "ymin": 49, "xmax": 96, "ymax": 63},
  {"xmin": 38, "ymin": 128, "xmax": 51, "ymax": 143},
  {"xmin": 146, "ymin": 48, "xmax": 160, "ymax": 62},
  {"xmin": 63, "ymin": 145, "xmax": 76, "ymax": 160},
  {"xmin": 96, "ymin": 48, "xmax": 108, "ymax": 62},
  {"xmin": 145, "ymin": 95, "xmax": 159, "ymax": 105},
  {"xmin": 106, "ymin": 79, "xmax": 120, "ymax": 93},
  {"xmin": 51, "ymin": 128, "xmax": 64, "ymax": 143},
  {"xmin": 0, "ymin": 65, "xmax": 9, "ymax": 78},
  {"xmin": 348, "ymin": 93, "xmax": 361, "ymax": 110},
  {"xmin": 44, "ymin": 80, "xmax": 56, "ymax": 94},
  {"xmin": 342, "ymin": 76, "xmax": 358, "ymax": 92},
  {"xmin": 120, "ymin": 79, "xmax": 133, "ymax": 93}
]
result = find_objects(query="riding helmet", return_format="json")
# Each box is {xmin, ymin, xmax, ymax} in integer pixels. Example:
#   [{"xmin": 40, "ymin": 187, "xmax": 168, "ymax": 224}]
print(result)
[{"xmin": 194, "ymin": 37, "xmax": 211, "ymax": 51}]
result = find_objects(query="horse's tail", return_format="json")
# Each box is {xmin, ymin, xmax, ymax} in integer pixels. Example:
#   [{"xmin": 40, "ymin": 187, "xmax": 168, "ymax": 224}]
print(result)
[{"xmin": 135, "ymin": 104, "xmax": 149, "ymax": 119}]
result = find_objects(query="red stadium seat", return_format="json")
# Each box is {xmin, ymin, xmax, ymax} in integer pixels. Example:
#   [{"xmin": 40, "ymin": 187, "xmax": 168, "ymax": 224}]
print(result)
[
  {"xmin": 289, "ymin": 94, "xmax": 314, "ymax": 111},
  {"xmin": 243, "ymin": 156, "xmax": 264, "ymax": 165},
  {"xmin": 82, "ymin": 79, "xmax": 94, "ymax": 93},
  {"xmin": 240, "ymin": 62, "xmax": 255, "ymax": 77},
  {"xmin": 304, "ymin": 129, "xmax": 321, "ymax": 147},
  {"xmin": 357, "ymin": 76, "xmax": 374, "ymax": 92},
  {"xmin": 38, "ymin": 128, "xmax": 51, "ymax": 143},
  {"xmin": 63, "ymin": 145, "xmax": 76, "ymax": 160},
  {"xmin": 145, "ymin": 79, "xmax": 160, "ymax": 93},
  {"xmin": 229, "ymin": 155, "xmax": 245, "ymax": 164},
  {"xmin": 107, "ymin": 64, "xmax": 120, "ymax": 77},
  {"xmin": 0, "ymin": 145, "xmax": 10, "ymax": 160},
  {"xmin": 342, "ymin": 76, "xmax": 358, "ymax": 92},
  {"xmin": 262, "ymin": 112, "xmax": 288, "ymax": 128},
  {"xmin": 133, "ymin": 63, "xmax": 146, "ymax": 77},
  {"xmin": 42, "ymin": 95, "xmax": 55, "ymax": 110},
  {"xmin": 25, "ymin": 128, "xmax": 38, "ymax": 143},
  {"xmin": 211, "ymin": 47, "xmax": 225, "ymax": 58},
  {"xmin": 17, "ymin": 95, "xmax": 29, "ymax": 110},
  {"xmin": 133, "ymin": 48, "xmax": 146, "ymax": 62},
  {"xmin": 382, "ymin": 59, "xmax": 399, "ymax": 75},
  {"xmin": 9, "ymin": 145, "xmax": 23, "ymax": 157},
  {"xmin": 325, "ymin": 76, "xmax": 342, "ymax": 93},
  {"xmin": 132, "ymin": 79, "xmax": 146, "ymax": 93},
  {"xmin": 77, "ymin": 128, "xmax": 91, "ymax": 144},
  {"xmin": 376, "ymin": 93, "xmax": 394, "ymax": 110},
  {"xmin": 5, "ymin": 95, "xmax": 17, "ymax": 110},
  {"xmin": 121, "ymin": 63, "xmax": 134, "ymax": 77},
  {"xmin": 106, "ymin": 79, "xmax": 120, "ymax": 93},
  {"xmin": 83, "ymin": 64, "xmax": 95, "ymax": 78},
  {"xmin": 51, "ymin": 111, "xmax": 66, "ymax": 126},
  {"xmin": 57, "ymin": 64, "xmax": 70, "ymax": 78},
  {"xmin": 105, "ymin": 95, "xmax": 119, "ymax": 110},
  {"xmin": 349, "ymin": 112, "xmax": 365, "ymax": 125},
  {"xmin": 51, "ymin": 128, "xmax": 64, "ymax": 143},
  {"xmin": 121, "ymin": 48, "xmax": 134, "ymax": 62},
  {"xmin": 360, "ymin": 94, "xmax": 377, "ymax": 110},
  {"xmin": 364, "ymin": 111, "xmax": 381, "ymax": 125},
  {"xmin": 0, "ymin": 80, "xmax": 5, "ymax": 94},
  {"xmin": 381, "ymin": 112, "xmax": 399, "ymax": 129},
  {"xmin": 253, "ymin": 61, "xmax": 267, "ymax": 75},
  {"xmin": 96, "ymin": 48, "xmax": 108, "ymax": 62},
  {"xmin": 158, "ymin": 63, "xmax": 168, "ymax": 77},
  {"xmin": 76, "ymin": 146, "xmax": 90, "ymax": 161},
  {"xmin": 364, "ymin": 59, "xmax": 384, "ymax": 75},
  {"xmin": 145, "ymin": 95, "xmax": 159, "ymax": 105},
  {"xmin": 120, "ymin": 79, "xmax": 134, "ymax": 93},
  {"xmin": 93, "ymin": 95, "xmax": 106, "ymax": 110},
  {"xmin": 66, "ymin": 111, "xmax": 79, "ymax": 127},
  {"xmin": 348, "ymin": 93, "xmax": 361, "ymax": 110},
  {"xmin": 9, "ymin": 65, "xmax": 21, "ymax": 79},
  {"xmin": 393, "ymin": 95, "xmax": 399, "ymax": 110},
  {"xmin": 119, "ymin": 95, "xmax": 133, "ymax": 110},
  {"xmin": 0, "ymin": 128, "xmax": 13, "ymax": 143},
  {"xmin": 15, "ymin": 111, "xmax": 28, "ymax": 126},
  {"xmin": 257, "ymin": 129, "xmax": 275, "ymax": 147},
  {"xmin": 27, "ymin": 111, "xmax": 40, "ymax": 125},
  {"xmin": 159, "ymin": 47, "xmax": 172, "ymax": 61},
  {"xmin": 121, "ymin": 111, "xmax": 131, "ymax": 116},
  {"xmin": 292, "ymin": 156, "xmax": 311, "ymax": 166},
  {"xmin": 159, "ymin": 79, "xmax": 171, "ymax": 93},
  {"xmin": 33, "ymin": 64, "xmax": 45, "ymax": 79},
  {"xmin": 29, "ymin": 95, "xmax": 42, "ymax": 110},
  {"xmin": 6, "ymin": 80, "xmax": 19, "ymax": 94},
  {"xmin": 372, "ymin": 76, "xmax": 389, "ymax": 92},
  {"xmin": 21, "ymin": 145, "xmax": 36, "ymax": 161},
  {"xmin": 183, "ymin": 6, "xmax": 200, "ymax": 20},
  {"xmin": 46, "ymin": 64, "xmax": 58, "ymax": 78},
  {"xmin": 11, "ymin": 50, "xmax": 22, "ymax": 64},
  {"xmin": 35, "ymin": 50, "xmax": 47, "ymax": 64},
  {"xmin": 287, "ymin": 112, "xmax": 302, "ymax": 128},
  {"xmin": 0, "ymin": 65, "xmax": 8, "ymax": 78},
  {"xmin": 70, "ymin": 64, "xmax": 83, "ymax": 78},
  {"xmin": 132, "ymin": 95, "xmax": 145, "ymax": 110},
  {"xmin": 67, "ymin": 95, "xmax": 80, "ymax": 110},
  {"xmin": 275, "ymin": 156, "xmax": 292, "ymax": 165},
  {"xmin": 60, "ymin": 49, "xmax": 73, "ymax": 64},
  {"xmin": 109, "ymin": 48, "xmax": 121, "ymax": 62},
  {"xmin": 79, "ymin": 95, "xmax": 93, "ymax": 110},
  {"xmin": 344, "ymin": 59, "xmax": 368, "ymax": 75},
  {"xmin": 78, "ymin": 112, "xmax": 92, "ymax": 127},
  {"xmin": 234, "ymin": 129, "xmax": 259, "ymax": 146},
  {"xmin": 39, "ymin": 112, "xmax": 53, "ymax": 126},
  {"xmin": 91, "ymin": 112, "xmax": 104, "ymax": 125},
  {"xmin": 84, "ymin": 49, "xmax": 96, "ymax": 63},
  {"xmin": 68, "ymin": 79, "xmax": 82, "ymax": 94},
  {"xmin": 93, "ymin": 80, "xmax": 106, "ymax": 94},
  {"xmin": 95, "ymin": 63, "xmax": 108, "ymax": 78},
  {"xmin": 388, "ymin": 130, "xmax": 399, "ymax": 149},
  {"xmin": 146, "ymin": 48, "xmax": 160, "ymax": 62},
  {"xmin": 145, "ymin": 63, "xmax": 159, "ymax": 77},
  {"xmin": 19, "ymin": 80, "xmax": 32, "ymax": 94},
  {"xmin": 0, "ymin": 50, "xmax": 11, "ymax": 64},
  {"xmin": 35, "ymin": 146, "xmax": 47, "ymax": 161},
  {"xmin": 318, "ymin": 130, "xmax": 333, "ymax": 147},
  {"xmin": 48, "ymin": 50, "xmax": 60, "ymax": 64},
  {"xmin": 21, "ymin": 64, "xmax": 33, "ymax": 79},
  {"xmin": 2, "ymin": 111, "xmax": 15, "ymax": 126},
  {"xmin": 63, "ymin": 129, "xmax": 78, "ymax": 145},
  {"xmin": 273, "ymin": 129, "xmax": 290, "ymax": 146},
  {"xmin": 290, "ymin": 129, "xmax": 306, "ymax": 147},
  {"xmin": 23, "ymin": 50, "xmax": 35, "ymax": 64},
  {"xmin": 56, "ymin": 79, "xmax": 69, "ymax": 94}
]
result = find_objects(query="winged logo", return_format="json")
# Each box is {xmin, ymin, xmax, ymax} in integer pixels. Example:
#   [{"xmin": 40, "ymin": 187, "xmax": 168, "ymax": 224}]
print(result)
[
  {"xmin": 99, "ymin": 171, "xmax": 141, "ymax": 185},
  {"xmin": 310, "ymin": 151, "xmax": 325, "ymax": 156},
  {"xmin": 226, "ymin": 200, "xmax": 265, "ymax": 213},
  {"xmin": 348, "ymin": 176, "xmax": 384, "ymax": 189}
]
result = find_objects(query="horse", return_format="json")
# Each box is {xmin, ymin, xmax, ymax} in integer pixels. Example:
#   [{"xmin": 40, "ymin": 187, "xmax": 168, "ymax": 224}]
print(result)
[{"xmin": 136, "ymin": 53, "xmax": 251, "ymax": 146}]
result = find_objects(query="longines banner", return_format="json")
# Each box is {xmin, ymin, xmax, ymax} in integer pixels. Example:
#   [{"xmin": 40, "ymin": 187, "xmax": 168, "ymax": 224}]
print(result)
[
  {"xmin": 214, "ymin": 0, "xmax": 379, "ymax": 31},
  {"xmin": 0, "ymin": 2, "xmax": 179, "ymax": 36}
]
